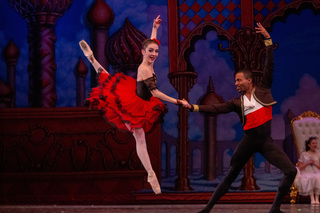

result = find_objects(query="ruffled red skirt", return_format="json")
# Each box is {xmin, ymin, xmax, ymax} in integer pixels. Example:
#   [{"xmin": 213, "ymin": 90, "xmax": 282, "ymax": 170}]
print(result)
[{"xmin": 87, "ymin": 71, "xmax": 166, "ymax": 133}]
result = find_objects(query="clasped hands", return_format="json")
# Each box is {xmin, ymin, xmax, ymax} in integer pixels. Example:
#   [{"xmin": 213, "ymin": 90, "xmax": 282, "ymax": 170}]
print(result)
[{"xmin": 177, "ymin": 98, "xmax": 191, "ymax": 109}]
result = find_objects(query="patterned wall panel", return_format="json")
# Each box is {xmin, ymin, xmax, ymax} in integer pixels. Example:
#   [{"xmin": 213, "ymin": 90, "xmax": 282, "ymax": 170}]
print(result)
[
  {"xmin": 179, "ymin": 0, "xmax": 241, "ymax": 41},
  {"xmin": 254, "ymin": 0, "xmax": 293, "ymax": 22}
]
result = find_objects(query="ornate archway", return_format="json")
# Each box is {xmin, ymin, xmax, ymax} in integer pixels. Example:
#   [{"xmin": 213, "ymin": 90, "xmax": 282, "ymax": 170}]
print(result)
[{"xmin": 167, "ymin": 0, "xmax": 320, "ymax": 191}]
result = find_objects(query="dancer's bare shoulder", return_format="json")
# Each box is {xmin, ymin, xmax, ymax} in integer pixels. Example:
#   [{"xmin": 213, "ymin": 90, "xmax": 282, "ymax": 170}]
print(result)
[{"xmin": 137, "ymin": 64, "xmax": 154, "ymax": 81}]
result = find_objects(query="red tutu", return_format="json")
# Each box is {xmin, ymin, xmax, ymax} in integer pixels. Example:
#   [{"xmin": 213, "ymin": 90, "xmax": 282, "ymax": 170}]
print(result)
[{"xmin": 87, "ymin": 71, "xmax": 167, "ymax": 133}]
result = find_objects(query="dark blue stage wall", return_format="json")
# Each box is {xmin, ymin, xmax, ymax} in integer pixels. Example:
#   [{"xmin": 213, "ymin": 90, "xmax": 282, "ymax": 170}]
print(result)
[{"xmin": 1, "ymin": 1, "xmax": 320, "ymax": 171}]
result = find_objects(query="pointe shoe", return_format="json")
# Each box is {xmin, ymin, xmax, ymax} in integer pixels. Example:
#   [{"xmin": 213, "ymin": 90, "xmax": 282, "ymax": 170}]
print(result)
[
  {"xmin": 79, "ymin": 40, "xmax": 94, "ymax": 63},
  {"xmin": 147, "ymin": 171, "xmax": 161, "ymax": 194}
]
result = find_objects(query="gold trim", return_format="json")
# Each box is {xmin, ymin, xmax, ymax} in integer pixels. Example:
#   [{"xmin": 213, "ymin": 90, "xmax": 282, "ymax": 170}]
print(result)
[
  {"xmin": 264, "ymin": 39, "xmax": 272, "ymax": 46},
  {"xmin": 193, "ymin": 105, "xmax": 199, "ymax": 112},
  {"xmin": 252, "ymin": 87, "xmax": 277, "ymax": 106},
  {"xmin": 290, "ymin": 185, "xmax": 298, "ymax": 204},
  {"xmin": 290, "ymin": 111, "xmax": 320, "ymax": 159}
]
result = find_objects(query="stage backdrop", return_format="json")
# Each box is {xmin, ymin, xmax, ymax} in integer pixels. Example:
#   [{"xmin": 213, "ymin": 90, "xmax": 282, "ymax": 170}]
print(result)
[{"xmin": 0, "ymin": 0, "xmax": 320, "ymax": 192}]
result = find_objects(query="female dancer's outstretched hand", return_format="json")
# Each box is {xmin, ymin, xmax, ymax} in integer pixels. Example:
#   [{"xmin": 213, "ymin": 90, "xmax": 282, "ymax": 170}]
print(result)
[
  {"xmin": 180, "ymin": 99, "xmax": 190, "ymax": 108},
  {"xmin": 153, "ymin": 15, "xmax": 162, "ymax": 30}
]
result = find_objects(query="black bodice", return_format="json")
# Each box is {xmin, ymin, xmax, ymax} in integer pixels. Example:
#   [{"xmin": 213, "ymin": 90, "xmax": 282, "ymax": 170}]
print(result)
[{"xmin": 136, "ymin": 74, "xmax": 158, "ymax": 101}]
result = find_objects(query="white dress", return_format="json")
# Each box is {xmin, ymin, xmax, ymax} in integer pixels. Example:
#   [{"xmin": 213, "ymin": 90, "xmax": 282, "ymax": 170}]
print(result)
[{"xmin": 295, "ymin": 151, "xmax": 320, "ymax": 195}]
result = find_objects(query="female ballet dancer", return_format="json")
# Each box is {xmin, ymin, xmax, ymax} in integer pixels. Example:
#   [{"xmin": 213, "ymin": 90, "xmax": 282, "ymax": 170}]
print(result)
[{"xmin": 79, "ymin": 15, "xmax": 188, "ymax": 194}]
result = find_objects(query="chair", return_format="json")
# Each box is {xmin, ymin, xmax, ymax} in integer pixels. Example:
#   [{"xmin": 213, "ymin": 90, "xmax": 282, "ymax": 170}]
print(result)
[{"xmin": 290, "ymin": 111, "xmax": 320, "ymax": 203}]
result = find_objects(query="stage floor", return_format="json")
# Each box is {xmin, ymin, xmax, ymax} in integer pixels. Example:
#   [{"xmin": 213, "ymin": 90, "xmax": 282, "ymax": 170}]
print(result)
[{"xmin": 0, "ymin": 204, "xmax": 318, "ymax": 213}]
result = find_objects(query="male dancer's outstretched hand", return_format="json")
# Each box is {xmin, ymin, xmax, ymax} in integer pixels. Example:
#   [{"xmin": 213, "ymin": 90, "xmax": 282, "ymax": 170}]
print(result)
[{"xmin": 255, "ymin": 22, "xmax": 270, "ymax": 39}]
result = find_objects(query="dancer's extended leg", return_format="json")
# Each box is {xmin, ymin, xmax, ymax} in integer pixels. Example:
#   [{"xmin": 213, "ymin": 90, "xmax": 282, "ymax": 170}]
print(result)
[
  {"xmin": 262, "ymin": 138, "xmax": 297, "ymax": 213},
  {"xmin": 79, "ymin": 40, "xmax": 109, "ymax": 74},
  {"xmin": 125, "ymin": 124, "xmax": 161, "ymax": 194},
  {"xmin": 198, "ymin": 135, "xmax": 254, "ymax": 213}
]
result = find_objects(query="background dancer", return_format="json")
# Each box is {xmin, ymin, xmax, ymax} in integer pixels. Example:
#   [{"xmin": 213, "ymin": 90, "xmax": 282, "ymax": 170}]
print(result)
[{"xmin": 295, "ymin": 137, "xmax": 320, "ymax": 205}]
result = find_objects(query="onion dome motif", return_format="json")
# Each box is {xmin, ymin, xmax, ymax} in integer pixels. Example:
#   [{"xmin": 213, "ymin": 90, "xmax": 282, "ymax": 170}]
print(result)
[
  {"xmin": 198, "ymin": 76, "xmax": 224, "ymax": 114},
  {"xmin": 75, "ymin": 57, "xmax": 88, "ymax": 77},
  {"xmin": 86, "ymin": 0, "xmax": 114, "ymax": 29},
  {"xmin": 8, "ymin": 0, "xmax": 73, "ymax": 23},
  {"xmin": 105, "ymin": 18, "xmax": 147, "ymax": 73},
  {"xmin": 3, "ymin": 40, "xmax": 19, "ymax": 62}
]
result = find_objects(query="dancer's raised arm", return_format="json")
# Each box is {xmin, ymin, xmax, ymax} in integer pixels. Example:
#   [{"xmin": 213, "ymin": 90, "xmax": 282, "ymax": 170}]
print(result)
[
  {"xmin": 150, "ymin": 15, "xmax": 161, "ymax": 39},
  {"xmin": 255, "ymin": 22, "xmax": 270, "ymax": 39}
]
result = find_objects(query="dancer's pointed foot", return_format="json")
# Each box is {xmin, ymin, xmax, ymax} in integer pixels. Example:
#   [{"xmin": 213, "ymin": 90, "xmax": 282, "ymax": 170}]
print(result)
[
  {"xmin": 79, "ymin": 40, "xmax": 94, "ymax": 63},
  {"xmin": 147, "ymin": 171, "xmax": 161, "ymax": 194}
]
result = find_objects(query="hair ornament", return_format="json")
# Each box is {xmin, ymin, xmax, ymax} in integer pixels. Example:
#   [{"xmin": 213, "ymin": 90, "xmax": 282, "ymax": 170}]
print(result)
[{"xmin": 152, "ymin": 38, "xmax": 160, "ymax": 46}]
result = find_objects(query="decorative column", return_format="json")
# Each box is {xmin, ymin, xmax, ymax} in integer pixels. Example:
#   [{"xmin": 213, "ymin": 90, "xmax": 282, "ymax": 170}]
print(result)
[
  {"xmin": 167, "ymin": 0, "xmax": 196, "ymax": 191},
  {"xmin": 9, "ymin": 0, "xmax": 73, "ymax": 107},
  {"xmin": 86, "ymin": 0, "xmax": 114, "ymax": 87},
  {"xmin": 198, "ymin": 77, "xmax": 224, "ymax": 180},
  {"xmin": 3, "ymin": 40, "xmax": 20, "ymax": 107},
  {"xmin": 239, "ymin": 157, "xmax": 260, "ymax": 190},
  {"xmin": 283, "ymin": 109, "xmax": 296, "ymax": 163},
  {"xmin": 169, "ymin": 71, "xmax": 197, "ymax": 191},
  {"xmin": 75, "ymin": 57, "xmax": 88, "ymax": 107},
  {"xmin": 0, "ymin": 80, "xmax": 12, "ymax": 108}
]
